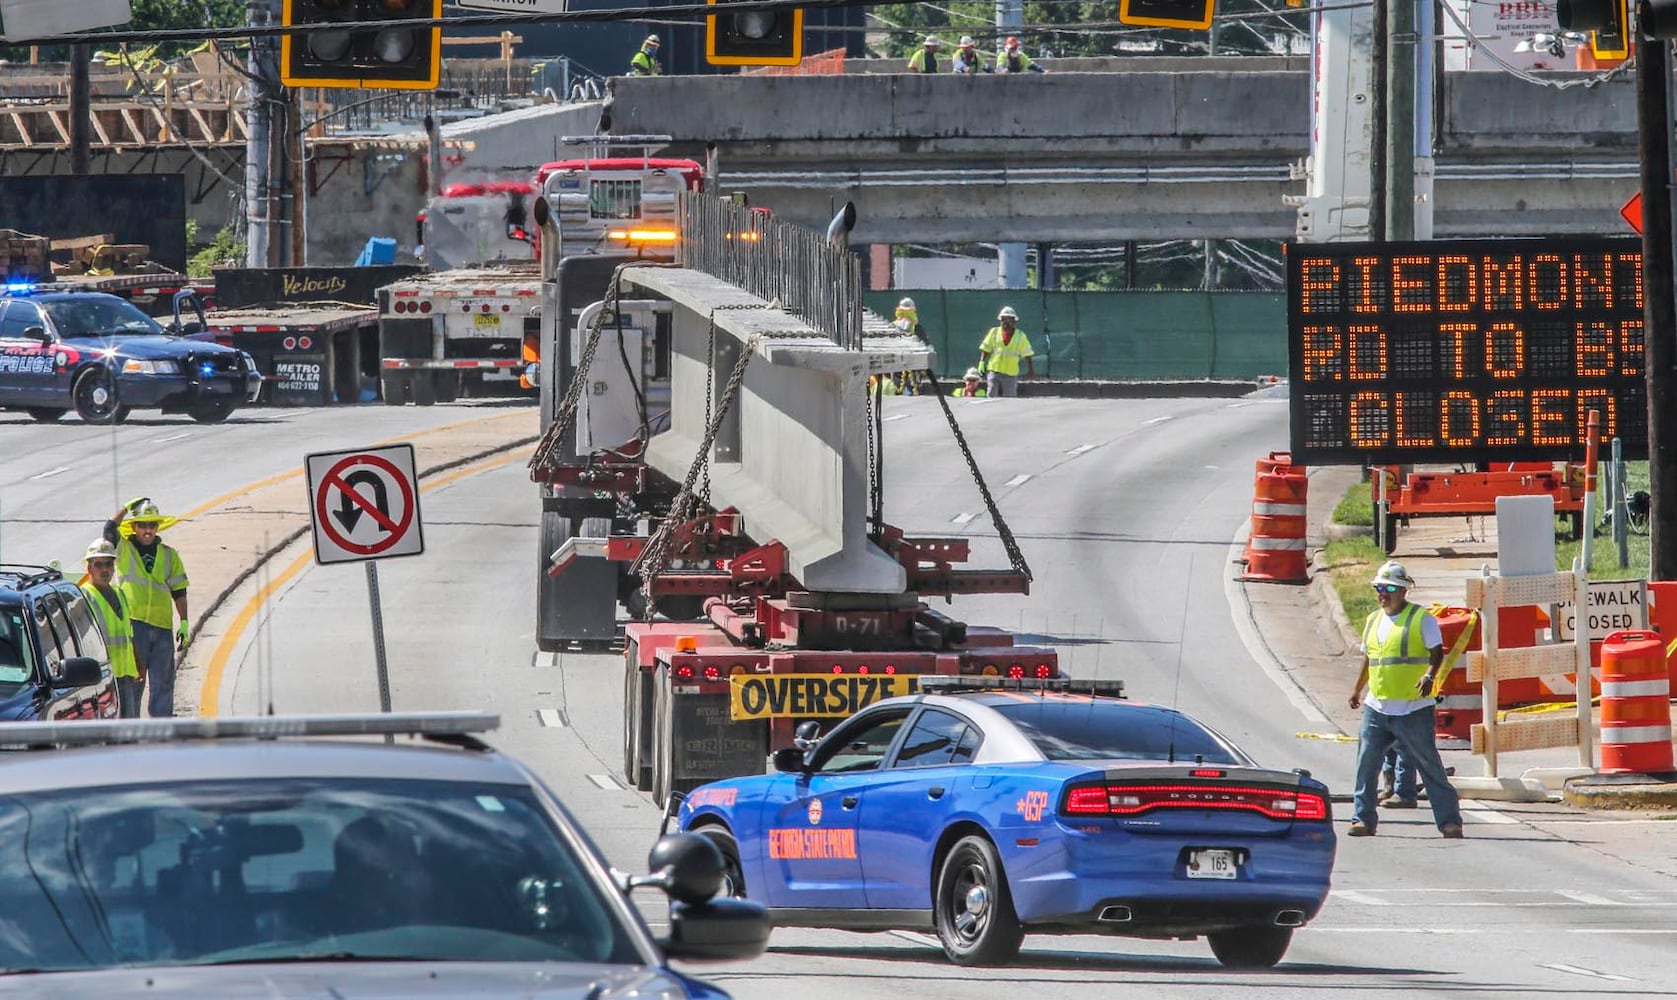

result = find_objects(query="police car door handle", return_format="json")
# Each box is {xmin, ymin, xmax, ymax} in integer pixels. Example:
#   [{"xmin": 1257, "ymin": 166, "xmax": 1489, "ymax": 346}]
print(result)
[
  {"xmin": 928, "ymin": 786, "xmax": 945, "ymax": 800},
  {"xmin": 841, "ymin": 795, "xmax": 859, "ymax": 809}
]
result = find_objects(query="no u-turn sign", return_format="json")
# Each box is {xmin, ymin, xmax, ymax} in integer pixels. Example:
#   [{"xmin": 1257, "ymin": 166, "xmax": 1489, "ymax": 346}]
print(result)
[{"xmin": 305, "ymin": 444, "xmax": 425, "ymax": 565}]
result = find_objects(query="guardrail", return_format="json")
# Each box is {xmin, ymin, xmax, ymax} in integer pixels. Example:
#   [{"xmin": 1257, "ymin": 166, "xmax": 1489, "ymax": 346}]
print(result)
[{"xmin": 677, "ymin": 193, "xmax": 863, "ymax": 349}]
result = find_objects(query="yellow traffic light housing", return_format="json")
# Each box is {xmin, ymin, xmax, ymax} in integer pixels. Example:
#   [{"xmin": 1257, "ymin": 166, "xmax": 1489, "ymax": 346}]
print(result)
[
  {"xmin": 281, "ymin": 0, "xmax": 443, "ymax": 90},
  {"xmin": 706, "ymin": 0, "xmax": 804, "ymax": 67},
  {"xmin": 1118, "ymin": 0, "xmax": 1216, "ymax": 30}
]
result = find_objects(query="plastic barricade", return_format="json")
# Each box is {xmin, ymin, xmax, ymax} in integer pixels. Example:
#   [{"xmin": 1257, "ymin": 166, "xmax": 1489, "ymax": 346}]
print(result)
[
  {"xmin": 1243, "ymin": 452, "xmax": 1308, "ymax": 584},
  {"xmin": 1599, "ymin": 630, "xmax": 1674, "ymax": 775}
]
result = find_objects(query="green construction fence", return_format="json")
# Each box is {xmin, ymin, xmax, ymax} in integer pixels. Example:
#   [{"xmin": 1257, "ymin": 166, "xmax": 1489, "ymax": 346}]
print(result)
[{"xmin": 865, "ymin": 290, "xmax": 1288, "ymax": 381}]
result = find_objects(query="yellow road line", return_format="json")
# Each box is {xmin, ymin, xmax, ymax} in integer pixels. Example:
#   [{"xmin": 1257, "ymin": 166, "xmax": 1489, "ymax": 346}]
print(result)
[
  {"xmin": 195, "ymin": 446, "xmax": 535, "ymax": 717},
  {"xmin": 178, "ymin": 409, "xmax": 531, "ymax": 521}
]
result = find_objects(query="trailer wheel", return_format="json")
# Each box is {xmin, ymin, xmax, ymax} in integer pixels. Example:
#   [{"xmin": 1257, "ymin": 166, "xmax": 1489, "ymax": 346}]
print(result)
[
  {"xmin": 652, "ymin": 669, "xmax": 674, "ymax": 809},
  {"xmin": 433, "ymin": 370, "xmax": 460, "ymax": 403},
  {"xmin": 412, "ymin": 371, "xmax": 438, "ymax": 406},
  {"xmin": 622, "ymin": 643, "xmax": 640, "ymax": 786},
  {"xmin": 381, "ymin": 372, "xmax": 408, "ymax": 405},
  {"xmin": 536, "ymin": 512, "xmax": 572, "ymax": 653}
]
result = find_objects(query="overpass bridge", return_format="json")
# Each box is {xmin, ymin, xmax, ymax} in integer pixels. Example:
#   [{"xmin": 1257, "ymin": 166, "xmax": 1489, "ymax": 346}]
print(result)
[{"xmin": 603, "ymin": 69, "xmax": 1639, "ymax": 243}]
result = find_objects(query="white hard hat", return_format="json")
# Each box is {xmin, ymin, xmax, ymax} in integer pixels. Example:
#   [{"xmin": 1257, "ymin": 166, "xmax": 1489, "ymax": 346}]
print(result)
[
  {"xmin": 645, "ymin": 34, "xmax": 660, "ymax": 46},
  {"xmin": 997, "ymin": 306, "xmax": 1018, "ymax": 320},
  {"xmin": 959, "ymin": 35, "xmax": 976, "ymax": 47},
  {"xmin": 897, "ymin": 296, "xmax": 916, "ymax": 310},
  {"xmin": 84, "ymin": 539, "xmax": 117, "ymax": 563},
  {"xmin": 1371, "ymin": 560, "xmax": 1417, "ymax": 590},
  {"xmin": 924, "ymin": 35, "xmax": 941, "ymax": 46},
  {"xmin": 963, "ymin": 367, "xmax": 983, "ymax": 380}
]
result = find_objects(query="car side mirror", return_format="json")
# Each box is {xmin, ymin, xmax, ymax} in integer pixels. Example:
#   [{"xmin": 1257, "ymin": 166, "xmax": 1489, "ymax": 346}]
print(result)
[
  {"xmin": 22, "ymin": 325, "xmax": 48, "ymax": 343},
  {"xmin": 771, "ymin": 747, "xmax": 809, "ymax": 773},
  {"xmin": 55, "ymin": 656, "xmax": 102, "ymax": 689},
  {"xmin": 793, "ymin": 719, "xmax": 820, "ymax": 750},
  {"xmin": 663, "ymin": 897, "xmax": 771, "ymax": 963},
  {"xmin": 643, "ymin": 832, "xmax": 724, "ymax": 904}
]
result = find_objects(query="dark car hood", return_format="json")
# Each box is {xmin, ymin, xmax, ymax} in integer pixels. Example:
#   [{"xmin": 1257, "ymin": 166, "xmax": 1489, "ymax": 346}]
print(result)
[
  {"xmin": 0, "ymin": 962, "xmax": 710, "ymax": 999},
  {"xmin": 63, "ymin": 334, "xmax": 238, "ymax": 362}
]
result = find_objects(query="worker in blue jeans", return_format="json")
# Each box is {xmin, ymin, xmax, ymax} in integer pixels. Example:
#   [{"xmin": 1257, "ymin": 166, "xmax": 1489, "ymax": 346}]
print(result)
[{"xmin": 1346, "ymin": 561, "xmax": 1463, "ymax": 838}]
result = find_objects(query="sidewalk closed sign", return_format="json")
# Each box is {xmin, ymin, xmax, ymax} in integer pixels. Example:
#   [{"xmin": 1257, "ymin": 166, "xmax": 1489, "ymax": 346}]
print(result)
[{"xmin": 1554, "ymin": 580, "xmax": 1648, "ymax": 641}]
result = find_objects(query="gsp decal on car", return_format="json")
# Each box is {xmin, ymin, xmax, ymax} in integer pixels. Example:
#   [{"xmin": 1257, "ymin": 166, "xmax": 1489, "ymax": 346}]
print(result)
[
  {"xmin": 729, "ymin": 674, "xmax": 919, "ymax": 720},
  {"xmin": 807, "ymin": 798, "xmax": 823, "ymax": 825},
  {"xmin": 768, "ymin": 828, "xmax": 857, "ymax": 860},
  {"xmin": 1017, "ymin": 790, "xmax": 1049, "ymax": 822}
]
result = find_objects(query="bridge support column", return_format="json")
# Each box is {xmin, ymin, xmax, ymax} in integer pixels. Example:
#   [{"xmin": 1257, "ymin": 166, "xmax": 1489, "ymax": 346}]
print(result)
[{"xmin": 998, "ymin": 243, "xmax": 1028, "ymax": 288}]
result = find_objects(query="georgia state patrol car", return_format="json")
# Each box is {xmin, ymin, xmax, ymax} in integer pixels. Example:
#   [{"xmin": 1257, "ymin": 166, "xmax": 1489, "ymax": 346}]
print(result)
[
  {"xmin": 677, "ymin": 677, "xmax": 1336, "ymax": 968},
  {"xmin": 0, "ymin": 287, "xmax": 258, "ymax": 424}
]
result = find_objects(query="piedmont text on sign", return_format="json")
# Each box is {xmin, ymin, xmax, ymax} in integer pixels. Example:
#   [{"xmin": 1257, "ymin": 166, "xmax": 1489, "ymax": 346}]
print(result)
[{"xmin": 1287, "ymin": 238, "xmax": 1646, "ymax": 464}]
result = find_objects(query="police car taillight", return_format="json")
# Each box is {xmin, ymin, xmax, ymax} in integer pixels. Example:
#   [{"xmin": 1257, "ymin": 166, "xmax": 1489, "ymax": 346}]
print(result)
[{"xmin": 1061, "ymin": 782, "xmax": 1326, "ymax": 821}]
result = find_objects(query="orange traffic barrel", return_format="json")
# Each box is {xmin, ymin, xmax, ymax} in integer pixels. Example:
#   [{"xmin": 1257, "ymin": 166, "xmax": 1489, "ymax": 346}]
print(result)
[
  {"xmin": 1432, "ymin": 608, "xmax": 1482, "ymax": 744},
  {"xmin": 1243, "ymin": 452, "xmax": 1308, "ymax": 584},
  {"xmin": 1599, "ymin": 630, "xmax": 1674, "ymax": 775}
]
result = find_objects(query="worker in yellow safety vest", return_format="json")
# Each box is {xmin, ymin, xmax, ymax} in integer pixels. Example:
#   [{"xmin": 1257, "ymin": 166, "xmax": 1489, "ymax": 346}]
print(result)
[
  {"xmin": 1346, "ymin": 561, "xmax": 1464, "ymax": 839},
  {"xmin": 630, "ymin": 35, "xmax": 662, "ymax": 76},
  {"xmin": 869, "ymin": 374, "xmax": 900, "ymax": 396},
  {"xmin": 106, "ymin": 498, "xmax": 190, "ymax": 718},
  {"xmin": 977, "ymin": 305, "xmax": 1035, "ymax": 397},
  {"xmin": 81, "ymin": 539, "xmax": 142, "ymax": 718},
  {"xmin": 995, "ymin": 36, "xmax": 1046, "ymax": 74},
  {"xmin": 951, "ymin": 367, "xmax": 988, "ymax": 397},
  {"xmin": 907, "ymin": 36, "xmax": 942, "ymax": 73}
]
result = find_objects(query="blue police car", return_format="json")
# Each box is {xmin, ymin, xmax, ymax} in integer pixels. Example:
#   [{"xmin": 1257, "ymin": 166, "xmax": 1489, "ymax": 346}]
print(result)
[
  {"xmin": 0, "ymin": 287, "xmax": 259, "ymax": 424},
  {"xmin": 676, "ymin": 677, "xmax": 1336, "ymax": 968}
]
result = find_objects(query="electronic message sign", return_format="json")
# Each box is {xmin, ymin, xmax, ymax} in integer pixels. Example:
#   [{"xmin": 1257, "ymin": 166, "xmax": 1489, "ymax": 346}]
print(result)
[{"xmin": 1287, "ymin": 238, "xmax": 1647, "ymax": 465}]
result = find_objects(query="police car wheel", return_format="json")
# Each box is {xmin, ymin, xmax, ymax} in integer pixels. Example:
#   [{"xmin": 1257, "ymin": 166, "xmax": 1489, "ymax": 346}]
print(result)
[
  {"xmin": 187, "ymin": 400, "xmax": 236, "ymax": 424},
  {"xmin": 934, "ymin": 835, "xmax": 1022, "ymax": 966},
  {"xmin": 112, "ymin": 406, "xmax": 131, "ymax": 424},
  {"xmin": 1207, "ymin": 925, "xmax": 1292, "ymax": 968},
  {"xmin": 26, "ymin": 407, "xmax": 66, "ymax": 423},
  {"xmin": 73, "ymin": 368, "xmax": 122, "ymax": 425},
  {"xmin": 697, "ymin": 827, "xmax": 747, "ymax": 899}
]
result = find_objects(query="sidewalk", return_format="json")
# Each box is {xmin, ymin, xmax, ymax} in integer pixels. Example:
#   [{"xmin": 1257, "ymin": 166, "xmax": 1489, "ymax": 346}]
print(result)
[{"xmin": 171, "ymin": 407, "xmax": 541, "ymax": 715}]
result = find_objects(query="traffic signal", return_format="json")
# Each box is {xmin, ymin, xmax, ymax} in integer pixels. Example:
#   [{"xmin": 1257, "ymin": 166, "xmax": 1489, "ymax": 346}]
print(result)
[
  {"xmin": 281, "ymin": 0, "xmax": 443, "ymax": 90},
  {"xmin": 705, "ymin": 0, "xmax": 804, "ymax": 67},
  {"xmin": 1557, "ymin": 0, "xmax": 1630, "ymax": 54},
  {"xmin": 1118, "ymin": 0, "xmax": 1215, "ymax": 30}
]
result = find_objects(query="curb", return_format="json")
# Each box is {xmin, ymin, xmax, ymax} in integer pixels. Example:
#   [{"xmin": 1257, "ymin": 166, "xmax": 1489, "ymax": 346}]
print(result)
[
  {"xmin": 182, "ymin": 433, "xmax": 541, "ymax": 658},
  {"xmin": 1563, "ymin": 774, "xmax": 1677, "ymax": 810},
  {"xmin": 1450, "ymin": 775, "xmax": 1556, "ymax": 803}
]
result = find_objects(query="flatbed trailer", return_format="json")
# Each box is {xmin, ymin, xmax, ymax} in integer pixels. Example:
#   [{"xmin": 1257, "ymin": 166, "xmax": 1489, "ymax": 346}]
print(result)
[
  {"xmin": 198, "ymin": 304, "xmax": 379, "ymax": 406},
  {"xmin": 1373, "ymin": 462, "xmax": 1586, "ymax": 553},
  {"xmin": 376, "ymin": 264, "xmax": 540, "ymax": 405}
]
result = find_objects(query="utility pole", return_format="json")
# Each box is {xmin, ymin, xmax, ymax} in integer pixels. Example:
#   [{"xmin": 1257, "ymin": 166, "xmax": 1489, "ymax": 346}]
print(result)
[
  {"xmin": 1383, "ymin": 0, "xmax": 1417, "ymax": 240},
  {"xmin": 69, "ymin": 44, "xmax": 90, "ymax": 175},
  {"xmin": 244, "ymin": 0, "xmax": 280, "ymax": 268},
  {"xmin": 1637, "ymin": 37, "xmax": 1677, "ymax": 579},
  {"xmin": 994, "ymin": 0, "xmax": 1028, "ymax": 289}
]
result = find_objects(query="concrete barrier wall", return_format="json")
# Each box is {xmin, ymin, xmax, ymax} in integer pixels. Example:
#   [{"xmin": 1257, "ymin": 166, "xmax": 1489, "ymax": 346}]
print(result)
[{"xmin": 869, "ymin": 289, "xmax": 1287, "ymax": 380}]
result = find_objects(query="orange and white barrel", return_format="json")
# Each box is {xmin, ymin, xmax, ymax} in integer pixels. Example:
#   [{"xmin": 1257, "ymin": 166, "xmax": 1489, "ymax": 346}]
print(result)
[
  {"xmin": 1243, "ymin": 452, "xmax": 1308, "ymax": 584},
  {"xmin": 1599, "ymin": 629, "xmax": 1674, "ymax": 775}
]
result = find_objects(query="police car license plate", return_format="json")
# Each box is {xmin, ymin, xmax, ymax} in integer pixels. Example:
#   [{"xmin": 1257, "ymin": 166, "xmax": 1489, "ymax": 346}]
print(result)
[
  {"xmin": 1186, "ymin": 849, "xmax": 1238, "ymax": 880},
  {"xmin": 473, "ymin": 313, "xmax": 500, "ymax": 328}
]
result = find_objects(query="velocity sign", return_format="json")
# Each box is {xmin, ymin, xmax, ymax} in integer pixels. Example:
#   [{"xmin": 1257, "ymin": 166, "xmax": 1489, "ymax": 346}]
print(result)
[{"xmin": 305, "ymin": 444, "xmax": 425, "ymax": 565}]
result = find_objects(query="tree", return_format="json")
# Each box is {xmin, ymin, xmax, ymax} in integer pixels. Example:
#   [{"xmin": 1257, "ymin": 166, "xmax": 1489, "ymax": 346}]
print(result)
[{"xmin": 1, "ymin": 0, "xmax": 244, "ymax": 62}]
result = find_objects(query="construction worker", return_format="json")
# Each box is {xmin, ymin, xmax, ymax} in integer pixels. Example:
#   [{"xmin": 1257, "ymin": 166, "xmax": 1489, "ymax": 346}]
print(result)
[
  {"xmin": 995, "ymin": 36, "xmax": 1046, "ymax": 74},
  {"xmin": 1346, "ymin": 561, "xmax": 1464, "ymax": 839},
  {"xmin": 908, "ymin": 35, "xmax": 942, "ymax": 73},
  {"xmin": 952, "ymin": 36, "xmax": 990, "ymax": 74},
  {"xmin": 81, "ymin": 539, "xmax": 142, "ymax": 718},
  {"xmin": 869, "ymin": 374, "xmax": 900, "ymax": 396},
  {"xmin": 977, "ymin": 305, "xmax": 1035, "ymax": 397},
  {"xmin": 952, "ymin": 367, "xmax": 988, "ymax": 397},
  {"xmin": 106, "ymin": 498, "xmax": 189, "ymax": 718},
  {"xmin": 894, "ymin": 296, "xmax": 922, "ymax": 336},
  {"xmin": 630, "ymin": 34, "xmax": 662, "ymax": 76}
]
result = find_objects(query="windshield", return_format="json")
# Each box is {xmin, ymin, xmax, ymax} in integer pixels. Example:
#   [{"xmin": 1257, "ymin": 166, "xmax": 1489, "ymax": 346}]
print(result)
[
  {"xmin": 39, "ymin": 298, "xmax": 165, "ymax": 339},
  {"xmin": 994, "ymin": 699, "xmax": 1245, "ymax": 764},
  {"xmin": 0, "ymin": 777, "xmax": 644, "ymax": 973},
  {"xmin": 0, "ymin": 610, "xmax": 34, "ymax": 691}
]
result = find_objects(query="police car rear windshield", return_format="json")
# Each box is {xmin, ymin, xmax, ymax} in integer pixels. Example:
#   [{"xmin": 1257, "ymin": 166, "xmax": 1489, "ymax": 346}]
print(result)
[
  {"xmin": 40, "ymin": 298, "xmax": 165, "ymax": 338},
  {"xmin": 993, "ymin": 700, "xmax": 1244, "ymax": 764}
]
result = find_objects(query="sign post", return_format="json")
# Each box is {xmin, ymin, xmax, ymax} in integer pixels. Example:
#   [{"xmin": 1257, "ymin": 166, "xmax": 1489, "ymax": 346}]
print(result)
[{"xmin": 305, "ymin": 444, "xmax": 425, "ymax": 726}]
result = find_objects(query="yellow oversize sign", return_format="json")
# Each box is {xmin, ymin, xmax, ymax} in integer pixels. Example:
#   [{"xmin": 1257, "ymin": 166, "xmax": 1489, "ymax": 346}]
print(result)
[{"xmin": 729, "ymin": 674, "xmax": 919, "ymax": 721}]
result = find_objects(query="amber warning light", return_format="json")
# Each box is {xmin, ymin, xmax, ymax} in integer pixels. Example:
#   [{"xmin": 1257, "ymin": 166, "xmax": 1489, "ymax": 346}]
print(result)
[{"xmin": 1286, "ymin": 237, "xmax": 1647, "ymax": 465}]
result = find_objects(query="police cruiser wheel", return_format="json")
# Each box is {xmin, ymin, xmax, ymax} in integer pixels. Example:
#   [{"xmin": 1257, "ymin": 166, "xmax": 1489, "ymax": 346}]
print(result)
[
  {"xmin": 1207, "ymin": 925, "xmax": 1292, "ymax": 968},
  {"xmin": 934, "ymin": 835, "xmax": 1022, "ymax": 966},
  {"xmin": 188, "ymin": 400, "xmax": 236, "ymax": 424},
  {"xmin": 697, "ymin": 827, "xmax": 747, "ymax": 899},
  {"xmin": 73, "ymin": 368, "xmax": 122, "ymax": 425},
  {"xmin": 26, "ymin": 407, "xmax": 66, "ymax": 422}
]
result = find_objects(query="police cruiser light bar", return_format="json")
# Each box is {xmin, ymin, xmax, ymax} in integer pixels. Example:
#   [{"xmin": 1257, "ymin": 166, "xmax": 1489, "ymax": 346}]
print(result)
[
  {"xmin": 915, "ymin": 676, "xmax": 1127, "ymax": 698},
  {"xmin": 0, "ymin": 711, "xmax": 500, "ymax": 748}
]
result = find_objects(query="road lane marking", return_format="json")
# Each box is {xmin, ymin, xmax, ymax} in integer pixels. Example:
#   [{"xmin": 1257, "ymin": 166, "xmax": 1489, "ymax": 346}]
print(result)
[
  {"xmin": 952, "ymin": 512, "xmax": 976, "ymax": 525},
  {"xmin": 1141, "ymin": 415, "xmax": 1173, "ymax": 425},
  {"xmin": 197, "ymin": 447, "xmax": 535, "ymax": 717},
  {"xmin": 1065, "ymin": 443, "xmax": 1097, "ymax": 455},
  {"xmin": 1222, "ymin": 520, "xmax": 1329, "ymax": 724},
  {"xmin": 153, "ymin": 432, "xmax": 192, "ymax": 443},
  {"xmin": 537, "ymin": 709, "xmax": 566, "ymax": 728},
  {"xmin": 890, "ymin": 930, "xmax": 939, "ymax": 948},
  {"xmin": 1004, "ymin": 474, "xmax": 1031, "ymax": 486},
  {"xmin": 1332, "ymin": 890, "xmax": 1389, "ymax": 906},
  {"xmin": 1555, "ymin": 890, "xmax": 1622, "ymax": 906},
  {"xmin": 29, "ymin": 466, "xmax": 69, "ymax": 480},
  {"xmin": 1461, "ymin": 805, "xmax": 1519, "ymax": 825},
  {"xmin": 1543, "ymin": 963, "xmax": 1635, "ymax": 982},
  {"xmin": 587, "ymin": 774, "xmax": 621, "ymax": 790},
  {"xmin": 882, "ymin": 413, "xmax": 909, "ymax": 422}
]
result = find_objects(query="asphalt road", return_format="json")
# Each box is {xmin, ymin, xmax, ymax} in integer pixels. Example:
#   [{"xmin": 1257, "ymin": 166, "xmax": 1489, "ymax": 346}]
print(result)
[{"xmin": 11, "ymin": 397, "xmax": 1677, "ymax": 997}]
